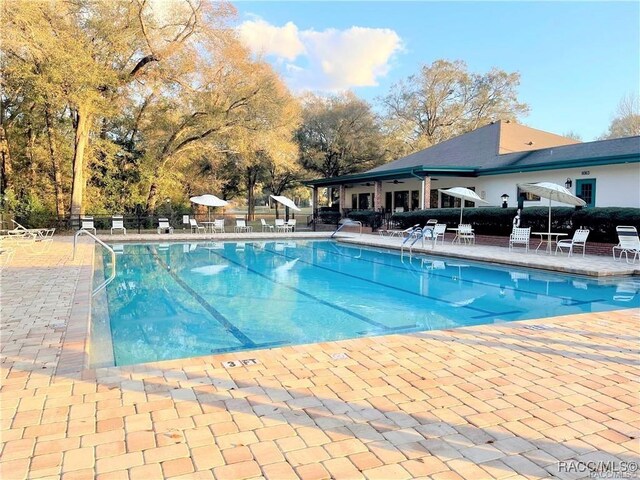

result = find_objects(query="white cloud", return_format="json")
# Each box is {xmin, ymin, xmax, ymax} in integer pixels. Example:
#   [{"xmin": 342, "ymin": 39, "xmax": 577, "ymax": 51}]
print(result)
[
  {"xmin": 238, "ymin": 18, "xmax": 402, "ymax": 91},
  {"xmin": 238, "ymin": 19, "xmax": 306, "ymax": 61}
]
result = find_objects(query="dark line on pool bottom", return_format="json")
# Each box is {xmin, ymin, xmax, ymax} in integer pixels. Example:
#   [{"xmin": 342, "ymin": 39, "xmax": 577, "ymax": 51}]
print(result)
[
  {"xmin": 147, "ymin": 246, "xmax": 257, "ymax": 348},
  {"xmin": 206, "ymin": 250, "xmax": 396, "ymax": 331},
  {"xmin": 265, "ymin": 246, "xmax": 523, "ymax": 319},
  {"xmin": 210, "ymin": 340, "xmax": 289, "ymax": 355}
]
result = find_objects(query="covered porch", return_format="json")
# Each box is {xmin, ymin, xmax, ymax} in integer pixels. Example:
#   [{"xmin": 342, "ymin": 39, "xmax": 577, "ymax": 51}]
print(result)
[{"xmin": 306, "ymin": 167, "xmax": 483, "ymax": 222}]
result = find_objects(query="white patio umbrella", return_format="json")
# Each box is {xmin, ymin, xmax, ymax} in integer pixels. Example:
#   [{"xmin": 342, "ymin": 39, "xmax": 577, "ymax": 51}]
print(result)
[
  {"xmin": 438, "ymin": 187, "xmax": 488, "ymax": 224},
  {"xmin": 270, "ymin": 194, "xmax": 300, "ymax": 221},
  {"xmin": 270, "ymin": 195, "xmax": 301, "ymax": 211},
  {"xmin": 517, "ymin": 182, "xmax": 586, "ymax": 238},
  {"xmin": 190, "ymin": 194, "xmax": 228, "ymax": 222}
]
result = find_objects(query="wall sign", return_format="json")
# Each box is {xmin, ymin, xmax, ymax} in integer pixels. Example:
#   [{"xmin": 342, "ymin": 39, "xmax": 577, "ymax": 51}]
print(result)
[{"xmin": 581, "ymin": 171, "xmax": 590, "ymax": 176}]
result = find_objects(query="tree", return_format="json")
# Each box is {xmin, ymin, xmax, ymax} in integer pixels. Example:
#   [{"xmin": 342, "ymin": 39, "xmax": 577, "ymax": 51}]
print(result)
[
  {"xmin": 601, "ymin": 93, "xmax": 640, "ymax": 139},
  {"xmin": 297, "ymin": 92, "xmax": 385, "ymax": 179},
  {"xmin": 562, "ymin": 130, "xmax": 583, "ymax": 142},
  {"xmin": 2, "ymin": 0, "xmax": 236, "ymax": 216},
  {"xmin": 380, "ymin": 59, "xmax": 529, "ymax": 151},
  {"xmin": 223, "ymin": 68, "xmax": 301, "ymax": 220}
]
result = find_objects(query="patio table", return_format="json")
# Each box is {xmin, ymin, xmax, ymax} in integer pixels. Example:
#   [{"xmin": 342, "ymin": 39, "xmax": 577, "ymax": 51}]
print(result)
[
  {"xmin": 532, "ymin": 232, "xmax": 568, "ymax": 254},
  {"xmin": 201, "ymin": 221, "xmax": 216, "ymax": 233},
  {"xmin": 447, "ymin": 227, "xmax": 474, "ymax": 244}
]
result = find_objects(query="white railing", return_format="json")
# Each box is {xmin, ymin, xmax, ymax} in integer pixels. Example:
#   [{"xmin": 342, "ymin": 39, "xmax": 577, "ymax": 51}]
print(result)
[{"xmin": 73, "ymin": 229, "xmax": 116, "ymax": 295}]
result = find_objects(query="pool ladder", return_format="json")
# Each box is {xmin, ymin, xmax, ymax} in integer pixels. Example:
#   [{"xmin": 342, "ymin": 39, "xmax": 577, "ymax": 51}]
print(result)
[{"xmin": 73, "ymin": 229, "xmax": 116, "ymax": 295}]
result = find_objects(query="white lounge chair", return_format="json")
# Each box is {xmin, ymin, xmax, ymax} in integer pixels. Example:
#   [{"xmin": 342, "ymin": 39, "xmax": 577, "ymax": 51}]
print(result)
[
  {"xmin": 157, "ymin": 218, "xmax": 173, "ymax": 234},
  {"xmin": 234, "ymin": 219, "xmax": 252, "ymax": 233},
  {"xmin": 556, "ymin": 229, "xmax": 589, "ymax": 257},
  {"xmin": 261, "ymin": 219, "xmax": 274, "ymax": 232},
  {"xmin": 458, "ymin": 224, "xmax": 475, "ymax": 245},
  {"xmin": 386, "ymin": 224, "xmax": 420, "ymax": 237},
  {"xmin": 212, "ymin": 219, "xmax": 225, "ymax": 233},
  {"xmin": 286, "ymin": 219, "xmax": 296, "ymax": 232},
  {"xmin": 509, "ymin": 227, "xmax": 531, "ymax": 252},
  {"xmin": 613, "ymin": 226, "xmax": 640, "ymax": 263},
  {"xmin": 81, "ymin": 216, "xmax": 96, "ymax": 234},
  {"xmin": 189, "ymin": 218, "xmax": 205, "ymax": 234},
  {"xmin": 111, "ymin": 215, "xmax": 126, "ymax": 235}
]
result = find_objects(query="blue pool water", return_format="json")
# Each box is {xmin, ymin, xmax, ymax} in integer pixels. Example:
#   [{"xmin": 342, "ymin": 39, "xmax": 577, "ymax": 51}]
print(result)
[{"xmin": 92, "ymin": 240, "xmax": 639, "ymax": 366}]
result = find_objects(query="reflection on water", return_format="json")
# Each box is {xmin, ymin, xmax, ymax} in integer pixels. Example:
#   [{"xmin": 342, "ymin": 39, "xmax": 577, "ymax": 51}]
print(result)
[{"xmin": 95, "ymin": 241, "xmax": 640, "ymax": 366}]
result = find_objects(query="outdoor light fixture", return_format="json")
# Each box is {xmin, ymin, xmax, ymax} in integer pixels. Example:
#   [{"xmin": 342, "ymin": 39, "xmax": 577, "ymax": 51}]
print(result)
[
  {"xmin": 565, "ymin": 178, "xmax": 572, "ymax": 189},
  {"xmin": 501, "ymin": 193, "xmax": 509, "ymax": 208}
]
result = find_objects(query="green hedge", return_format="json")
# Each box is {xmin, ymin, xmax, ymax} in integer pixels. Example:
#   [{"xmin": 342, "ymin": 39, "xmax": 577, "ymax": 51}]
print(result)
[
  {"xmin": 391, "ymin": 207, "xmax": 640, "ymax": 243},
  {"xmin": 317, "ymin": 211, "xmax": 341, "ymax": 225},
  {"xmin": 346, "ymin": 210, "xmax": 383, "ymax": 229}
]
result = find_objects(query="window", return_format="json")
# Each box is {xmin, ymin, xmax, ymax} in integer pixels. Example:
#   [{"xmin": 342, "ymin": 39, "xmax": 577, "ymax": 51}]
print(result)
[
  {"xmin": 385, "ymin": 192, "xmax": 392, "ymax": 212},
  {"xmin": 441, "ymin": 187, "xmax": 476, "ymax": 207},
  {"xmin": 430, "ymin": 189, "xmax": 439, "ymax": 208},
  {"xmin": 393, "ymin": 191, "xmax": 409, "ymax": 212},
  {"xmin": 576, "ymin": 179, "xmax": 596, "ymax": 208},
  {"xmin": 358, "ymin": 193, "xmax": 370, "ymax": 210},
  {"xmin": 517, "ymin": 186, "xmax": 540, "ymax": 201},
  {"xmin": 351, "ymin": 194, "xmax": 357, "ymax": 209},
  {"xmin": 411, "ymin": 190, "xmax": 420, "ymax": 210}
]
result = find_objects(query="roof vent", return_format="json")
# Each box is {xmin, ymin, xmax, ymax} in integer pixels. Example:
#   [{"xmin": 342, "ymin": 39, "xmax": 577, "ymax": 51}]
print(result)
[
  {"xmin": 505, "ymin": 119, "xmax": 511, "ymax": 123},
  {"xmin": 527, "ymin": 141, "xmax": 534, "ymax": 146}
]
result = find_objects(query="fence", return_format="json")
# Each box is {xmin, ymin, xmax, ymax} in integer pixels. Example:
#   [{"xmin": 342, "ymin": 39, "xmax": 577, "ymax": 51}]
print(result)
[{"xmin": 2, "ymin": 211, "xmax": 306, "ymax": 233}]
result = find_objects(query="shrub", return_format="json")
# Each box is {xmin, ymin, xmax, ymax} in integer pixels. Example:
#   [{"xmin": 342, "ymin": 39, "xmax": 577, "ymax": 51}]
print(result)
[
  {"xmin": 318, "ymin": 210, "xmax": 340, "ymax": 225},
  {"xmin": 346, "ymin": 210, "xmax": 383, "ymax": 229},
  {"xmin": 391, "ymin": 206, "xmax": 640, "ymax": 243},
  {"xmin": 572, "ymin": 207, "xmax": 640, "ymax": 242}
]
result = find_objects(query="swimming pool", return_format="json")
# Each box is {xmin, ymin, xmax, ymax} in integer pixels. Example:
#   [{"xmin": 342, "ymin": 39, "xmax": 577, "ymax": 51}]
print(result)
[{"xmin": 91, "ymin": 240, "xmax": 639, "ymax": 366}]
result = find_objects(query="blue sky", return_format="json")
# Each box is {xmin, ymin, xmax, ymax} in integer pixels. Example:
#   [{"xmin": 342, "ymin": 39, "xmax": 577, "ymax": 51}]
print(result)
[{"xmin": 235, "ymin": 1, "xmax": 639, "ymax": 141}]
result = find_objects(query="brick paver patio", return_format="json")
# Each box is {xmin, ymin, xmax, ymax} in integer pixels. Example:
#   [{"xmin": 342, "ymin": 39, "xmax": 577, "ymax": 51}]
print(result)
[{"xmin": 1, "ymin": 238, "xmax": 638, "ymax": 479}]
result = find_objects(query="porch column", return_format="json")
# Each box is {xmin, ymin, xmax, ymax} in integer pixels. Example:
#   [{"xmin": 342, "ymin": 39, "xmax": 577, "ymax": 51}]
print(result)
[
  {"xmin": 339, "ymin": 184, "xmax": 346, "ymax": 215},
  {"xmin": 312, "ymin": 186, "xmax": 318, "ymax": 227},
  {"xmin": 422, "ymin": 176, "xmax": 432, "ymax": 209},
  {"xmin": 374, "ymin": 180, "xmax": 382, "ymax": 210}
]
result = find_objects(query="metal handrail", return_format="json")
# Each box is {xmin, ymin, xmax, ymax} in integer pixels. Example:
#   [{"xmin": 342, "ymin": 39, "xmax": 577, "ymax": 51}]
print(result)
[
  {"xmin": 331, "ymin": 219, "xmax": 362, "ymax": 238},
  {"xmin": 73, "ymin": 229, "xmax": 116, "ymax": 295}
]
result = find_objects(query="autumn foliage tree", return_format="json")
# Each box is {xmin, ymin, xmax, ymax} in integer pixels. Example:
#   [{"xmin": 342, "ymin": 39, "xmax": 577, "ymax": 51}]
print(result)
[{"xmin": 380, "ymin": 59, "xmax": 529, "ymax": 153}]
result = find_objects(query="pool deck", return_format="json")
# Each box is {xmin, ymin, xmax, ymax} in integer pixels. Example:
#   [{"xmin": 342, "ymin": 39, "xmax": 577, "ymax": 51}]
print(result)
[{"xmin": 1, "ymin": 237, "xmax": 639, "ymax": 480}]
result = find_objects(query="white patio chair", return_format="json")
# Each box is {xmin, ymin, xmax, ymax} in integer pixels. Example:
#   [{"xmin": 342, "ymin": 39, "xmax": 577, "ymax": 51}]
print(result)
[
  {"xmin": 556, "ymin": 229, "xmax": 589, "ymax": 257},
  {"xmin": 81, "ymin": 216, "xmax": 96, "ymax": 234},
  {"xmin": 432, "ymin": 223, "xmax": 447, "ymax": 246},
  {"xmin": 261, "ymin": 218, "xmax": 274, "ymax": 232},
  {"xmin": 212, "ymin": 219, "xmax": 225, "ymax": 233},
  {"xmin": 458, "ymin": 224, "xmax": 475, "ymax": 245},
  {"xmin": 286, "ymin": 219, "xmax": 296, "ymax": 232},
  {"xmin": 509, "ymin": 227, "xmax": 531, "ymax": 252},
  {"xmin": 157, "ymin": 218, "xmax": 173, "ymax": 234},
  {"xmin": 189, "ymin": 218, "xmax": 206, "ymax": 234},
  {"xmin": 111, "ymin": 215, "xmax": 126, "ymax": 235},
  {"xmin": 275, "ymin": 218, "xmax": 287, "ymax": 233},
  {"xmin": 234, "ymin": 219, "xmax": 252, "ymax": 233},
  {"xmin": 613, "ymin": 226, "xmax": 640, "ymax": 263}
]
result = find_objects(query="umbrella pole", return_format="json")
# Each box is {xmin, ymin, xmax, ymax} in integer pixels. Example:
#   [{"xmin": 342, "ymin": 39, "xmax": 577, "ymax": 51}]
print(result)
[
  {"xmin": 548, "ymin": 197, "xmax": 552, "ymax": 253},
  {"xmin": 459, "ymin": 204, "xmax": 464, "ymax": 225}
]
